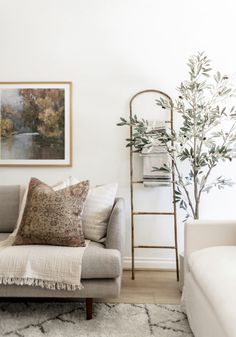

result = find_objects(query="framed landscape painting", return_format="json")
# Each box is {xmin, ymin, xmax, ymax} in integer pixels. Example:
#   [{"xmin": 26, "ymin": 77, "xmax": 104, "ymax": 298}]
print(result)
[{"xmin": 0, "ymin": 82, "xmax": 72, "ymax": 166}]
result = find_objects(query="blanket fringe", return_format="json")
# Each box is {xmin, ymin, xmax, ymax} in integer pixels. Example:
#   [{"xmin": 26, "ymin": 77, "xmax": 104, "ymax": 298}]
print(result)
[{"xmin": 0, "ymin": 276, "xmax": 83, "ymax": 291}]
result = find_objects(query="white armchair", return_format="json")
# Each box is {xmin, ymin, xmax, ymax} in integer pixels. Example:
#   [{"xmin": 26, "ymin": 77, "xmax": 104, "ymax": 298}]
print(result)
[
  {"xmin": 185, "ymin": 219, "xmax": 236, "ymax": 257},
  {"xmin": 184, "ymin": 220, "xmax": 236, "ymax": 337}
]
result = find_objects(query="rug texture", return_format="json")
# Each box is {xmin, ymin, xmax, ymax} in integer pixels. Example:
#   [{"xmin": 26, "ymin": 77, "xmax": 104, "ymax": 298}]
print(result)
[{"xmin": 0, "ymin": 302, "xmax": 193, "ymax": 337}]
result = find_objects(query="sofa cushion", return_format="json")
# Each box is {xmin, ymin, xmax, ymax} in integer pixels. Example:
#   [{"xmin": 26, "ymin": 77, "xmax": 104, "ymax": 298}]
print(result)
[
  {"xmin": 54, "ymin": 177, "xmax": 118, "ymax": 243},
  {"xmin": 0, "ymin": 234, "xmax": 121, "ymax": 279},
  {"xmin": 13, "ymin": 178, "xmax": 89, "ymax": 247},
  {"xmin": 15, "ymin": 179, "xmax": 85, "ymax": 235},
  {"xmin": 0, "ymin": 186, "xmax": 20, "ymax": 233},
  {"xmin": 188, "ymin": 246, "xmax": 236, "ymax": 337},
  {"xmin": 82, "ymin": 183, "xmax": 118, "ymax": 243}
]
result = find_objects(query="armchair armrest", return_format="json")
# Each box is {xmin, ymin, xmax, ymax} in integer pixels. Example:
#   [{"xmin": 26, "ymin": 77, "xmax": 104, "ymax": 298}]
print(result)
[
  {"xmin": 185, "ymin": 219, "xmax": 236, "ymax": 259},
  {"xmin": 106, "ymin": 198, "xmax": 126, "ymax": 259}
]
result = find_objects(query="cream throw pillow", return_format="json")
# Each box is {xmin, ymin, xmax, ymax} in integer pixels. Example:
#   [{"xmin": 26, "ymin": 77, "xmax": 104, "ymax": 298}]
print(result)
[
  {"xmin": 82, "ymin": 183, "xmax": 118, "ymax": 242},
  {"xmin": 53, "ymin": 176, "xmax": 78, "ymax": 191},
  {"xmin": 54, "ymin": 177, "xmax": 118, "ymax": 242}
]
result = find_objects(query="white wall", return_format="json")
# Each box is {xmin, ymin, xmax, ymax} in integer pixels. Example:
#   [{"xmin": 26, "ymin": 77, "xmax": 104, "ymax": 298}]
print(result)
[{"xmin": 1, "ymin": 0, "xmax": 236, "ymax": 269}]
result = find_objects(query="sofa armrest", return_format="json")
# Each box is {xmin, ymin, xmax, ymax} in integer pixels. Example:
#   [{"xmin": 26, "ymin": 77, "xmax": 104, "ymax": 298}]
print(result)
[
  {"xmin": 185, "ymin": 219, "xmax": 236, "ymax": 259},
  {"xmin": 106, "ymin": 198, "xmax": 126, "ymax": 259}
]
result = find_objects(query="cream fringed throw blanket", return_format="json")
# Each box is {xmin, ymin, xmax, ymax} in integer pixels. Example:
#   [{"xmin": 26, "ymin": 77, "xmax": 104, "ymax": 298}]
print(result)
[{"xmin": 0, "ymin": 235, "xmax": 89, "ymax": 291}]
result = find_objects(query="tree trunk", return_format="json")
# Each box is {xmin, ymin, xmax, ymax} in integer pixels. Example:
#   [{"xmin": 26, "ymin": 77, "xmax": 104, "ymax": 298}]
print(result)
[{"xmin": 194, "ymin": 201, "xmax": 200, "ymax": 219}]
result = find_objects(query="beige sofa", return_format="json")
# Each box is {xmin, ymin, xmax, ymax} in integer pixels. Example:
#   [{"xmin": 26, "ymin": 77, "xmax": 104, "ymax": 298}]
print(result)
[
  {"xmin": 0, "ymin": 185, "xmax": 126, "ymax": 319},
  {"xmin": 184, "ymin": 220, "xmax": 236, "ymax": 337}
]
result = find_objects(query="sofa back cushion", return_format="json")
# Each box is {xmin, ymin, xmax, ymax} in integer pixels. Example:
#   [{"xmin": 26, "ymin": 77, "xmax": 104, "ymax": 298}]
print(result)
[{"xmin": 0, "ymin": 185, "xmax": 20, "ymax": 233}]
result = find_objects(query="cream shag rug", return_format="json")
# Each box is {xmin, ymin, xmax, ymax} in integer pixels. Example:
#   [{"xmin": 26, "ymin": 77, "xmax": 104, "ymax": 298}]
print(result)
[{"xmin": 0, "ymin": 302, "xmax": 193, "ymax": 337}]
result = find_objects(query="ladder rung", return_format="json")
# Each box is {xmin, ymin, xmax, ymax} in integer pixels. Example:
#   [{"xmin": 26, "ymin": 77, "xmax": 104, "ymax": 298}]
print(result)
[
  {"xmin": 133, "ymin": 211, "xmax": 174, "ymax": 215},
  {"xmin": 132, "ymin": 180, "xmax": 174, "ymax": 184},
  {"xmin": 134, "ymin": 245, "xmax": 176, "ymax": 249}
]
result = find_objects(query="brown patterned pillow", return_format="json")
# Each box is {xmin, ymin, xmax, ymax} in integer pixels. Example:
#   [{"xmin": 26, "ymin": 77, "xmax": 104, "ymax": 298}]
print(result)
[{"xmin": 13, "ymin": 178, "xmax": 89, "ymax": 247}]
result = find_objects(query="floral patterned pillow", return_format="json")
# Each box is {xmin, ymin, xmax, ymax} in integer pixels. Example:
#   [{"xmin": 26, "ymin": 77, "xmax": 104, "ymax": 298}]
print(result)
[{"xmin": 13, "ymin": 178, "xmax": 89, "ymax": 247}]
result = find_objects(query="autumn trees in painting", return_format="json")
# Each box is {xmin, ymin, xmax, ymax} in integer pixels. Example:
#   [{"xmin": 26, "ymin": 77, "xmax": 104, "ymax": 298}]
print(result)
[
  {"xmin": 0, "ymin": 86, "xmax": 67, "ymax": 161},
  {"xmin": 1, "ymin": 89, "xmax": 64, "ymax": 142}
]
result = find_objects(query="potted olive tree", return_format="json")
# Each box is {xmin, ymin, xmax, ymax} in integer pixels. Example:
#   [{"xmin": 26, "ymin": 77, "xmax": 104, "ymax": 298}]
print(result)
[{"xmin": 118, "ymin": 52, "xmax": 236, "ymax": 221}]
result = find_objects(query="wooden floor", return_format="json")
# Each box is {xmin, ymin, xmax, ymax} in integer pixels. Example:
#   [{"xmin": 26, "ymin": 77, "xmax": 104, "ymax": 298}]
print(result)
[{"xmin": 102, "ymin": 270, "xmax": 181, "ymax": 304}]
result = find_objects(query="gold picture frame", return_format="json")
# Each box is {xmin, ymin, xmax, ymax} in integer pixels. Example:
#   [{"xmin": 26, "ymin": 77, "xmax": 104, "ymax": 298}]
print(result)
[{"xmin": 0, "ymin": 82, "xmax": 72, "ymax": 167}]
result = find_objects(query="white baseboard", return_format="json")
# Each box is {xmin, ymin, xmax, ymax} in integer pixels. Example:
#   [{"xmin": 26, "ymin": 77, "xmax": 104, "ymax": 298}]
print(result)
[{"xmin": 123, "ymin": 257, "xmax": 176, "ymax": 270}]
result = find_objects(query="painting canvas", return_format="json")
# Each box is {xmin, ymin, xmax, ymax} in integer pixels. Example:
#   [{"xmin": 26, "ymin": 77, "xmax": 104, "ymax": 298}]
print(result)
[{"xmin": 0, "ymin": 82, "xmax": 71, "ymax": 166}]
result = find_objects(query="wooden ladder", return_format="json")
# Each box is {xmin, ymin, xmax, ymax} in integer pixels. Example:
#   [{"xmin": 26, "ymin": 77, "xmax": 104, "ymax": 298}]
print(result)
[{"xmin": 129, "ymin": 89, "xmax": 179, "ymax": 281}]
